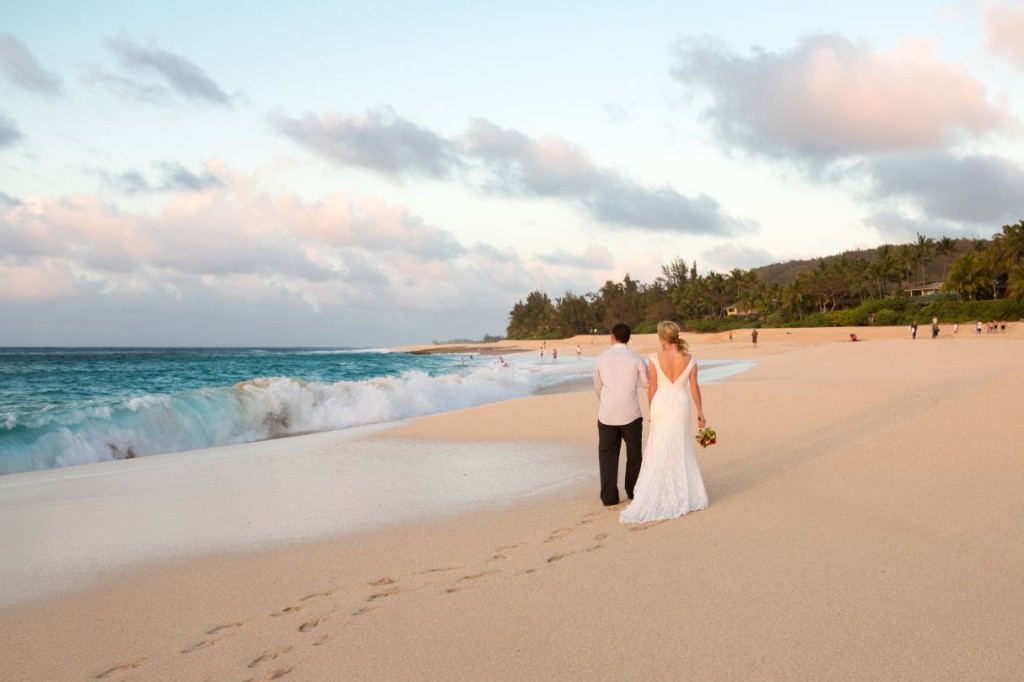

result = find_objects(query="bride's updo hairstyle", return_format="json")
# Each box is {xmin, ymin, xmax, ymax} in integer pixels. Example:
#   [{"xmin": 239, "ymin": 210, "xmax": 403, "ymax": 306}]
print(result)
[{"xmin": 657, "ymin": 320, "xmax": 688, "ymax": 353}]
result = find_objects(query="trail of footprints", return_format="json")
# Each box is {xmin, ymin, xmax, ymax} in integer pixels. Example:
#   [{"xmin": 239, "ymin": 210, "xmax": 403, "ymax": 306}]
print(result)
[{"xmin": 95, "ymin": 506, "xmax": 660, "ymax": 680}]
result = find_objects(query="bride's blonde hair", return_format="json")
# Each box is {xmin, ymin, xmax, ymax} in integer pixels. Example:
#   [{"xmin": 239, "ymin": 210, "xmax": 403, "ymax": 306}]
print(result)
[{"xmin": 657, "ymin": 320, "xmax": 688, "ymax": 353}]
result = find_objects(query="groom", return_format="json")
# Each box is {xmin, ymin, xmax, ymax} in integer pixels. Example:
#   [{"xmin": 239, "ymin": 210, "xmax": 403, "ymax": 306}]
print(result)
[{"xmin": 593, "ymin": 323, "xmax": 649, "ymax": 506}]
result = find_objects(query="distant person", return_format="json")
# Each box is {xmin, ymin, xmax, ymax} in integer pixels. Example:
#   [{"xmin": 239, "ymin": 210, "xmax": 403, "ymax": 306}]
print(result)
[
  {"xmin": 1001, "ymin": 321, "xmax": 1006, "ymax": 332},
  {"xmin": 849, "ymin": 333, "xmax": 859, "ymax": 342},
  {"xmin": 977, "ymin": 320, "xmax": 983, "ymax": 334},
  {"xmin": 576, "ymin": 344, "xmax": 582, "ymax": 358},
  {"xmin": 552, "ymin": 348, "xmax": 558, "ymax": 362},
  {"xmin": 594, "ymin": 323, "xmax": 648, "ymax": 506},
  {"xmin": 953, "ymin": 323, "xmax": 959, "ymax": 335},
  {"xmin": 621, "ymin": 321, "xmax": 708, "ymax": 523},
  {"xmin": 751, "ymin": 328, "xmax": 758, "ymax": 347},
  {"xmin": 911, "ymin": 321, "xmax": 918, "ymax": 340},
  {"xmin": 729, "ymin": 330, "xmax": 733, "ymax": 341},
  {"xmin": 931, "ymin": 322, "xmax": 940, "ymax": 339}
]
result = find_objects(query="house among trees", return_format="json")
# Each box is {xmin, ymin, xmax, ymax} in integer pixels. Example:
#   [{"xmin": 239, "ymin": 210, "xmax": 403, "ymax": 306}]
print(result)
[
  {"xmin": 725, "ymin": 303, "xmax": 755, "ymax": 316},
  {"xmin": 905, "ymin": 281, "xmax": 944, "ymax": 297}
]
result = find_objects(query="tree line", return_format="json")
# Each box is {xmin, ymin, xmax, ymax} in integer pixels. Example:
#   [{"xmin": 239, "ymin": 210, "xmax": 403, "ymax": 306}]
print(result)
[{"xmin": 506, "ymin": 220, "xmax": 1024, "ymax": 339}]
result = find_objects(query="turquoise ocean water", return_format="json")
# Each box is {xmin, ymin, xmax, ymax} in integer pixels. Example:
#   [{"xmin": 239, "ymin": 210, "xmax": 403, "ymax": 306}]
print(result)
[{"xmin": 0, "ymin": 347, "xmax": 752, "ymax": 476}]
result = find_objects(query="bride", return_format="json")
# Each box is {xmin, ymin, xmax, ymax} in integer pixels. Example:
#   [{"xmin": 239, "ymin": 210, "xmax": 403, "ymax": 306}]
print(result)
[{"xmin": 620, "ymin": 321, "xmax": 708, "ymax": 523}]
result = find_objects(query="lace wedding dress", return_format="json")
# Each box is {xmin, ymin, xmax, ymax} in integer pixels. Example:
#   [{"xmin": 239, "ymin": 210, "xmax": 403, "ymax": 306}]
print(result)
[{"xmin": 620, "ymin": 354, "xmax": 708, "ymax": 523}]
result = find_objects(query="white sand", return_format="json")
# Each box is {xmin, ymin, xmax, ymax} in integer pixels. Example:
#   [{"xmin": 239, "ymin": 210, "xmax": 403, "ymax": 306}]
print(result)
[{"xmin": 2, "ymin": 325, "xmax": 1023, "ymax": 680}]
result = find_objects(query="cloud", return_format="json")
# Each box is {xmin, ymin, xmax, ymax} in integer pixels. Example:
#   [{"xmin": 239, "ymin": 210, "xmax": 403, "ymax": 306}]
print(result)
[
  {"xmin": 105, "ymin": 35, "xmax": 232, "ymax": 106},
  {"xmin": 466, "ymin": 118, "xmax": 745, "ymax": 234},
  {"xmin": 104, "ymin": 162, "xmax": 224, "ymax": 193},
  {"xmin": 0, "ymin": 33, "xmax": 61, "ymax": 94},
  {"xmin": 701, "ymin": 243, "xmax": 776, "ymax": 271},
  {"xmin": 671, "ymin": 34, "xmax": 1008, "ymax": 161},
  {"xmin": 271, "ymin": 109, "xmax": 747, "ymax": 235},
  {"xmin": 269, "ymin": 109, "xmax": 462, "ymax": 179},
  {"xmin": 82, "ymin": 65, "xmax": 171, "ymax": 104},
  {"xmin": 602, "ymin": 102, "xmax": 631, "ymax": 124},
  {"xmin": 0, "ymin": 112, "xmax": 22, "ymax": 148},
  {"xmin": 539, "ymin": 245, "xmax": 616, "ymax": 269},
  {"xmin": 0, "ymin": 171, "xmax": 537, "ymax": 345},
  {"xmin": 987, "ymin": 4, "xmax": 1024, "ymax": 69},
  {"xmin": 863, "ymin": 152, "xmax": 1024, "ymax": 225}
]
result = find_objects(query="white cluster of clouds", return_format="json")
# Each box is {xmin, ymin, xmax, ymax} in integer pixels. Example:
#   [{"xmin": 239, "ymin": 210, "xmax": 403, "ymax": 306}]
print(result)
[
  {"xmin": 270, "ymin": 110, "xmax": 744, "ymax": 235},
  {"xmin": 670, "ymin": 29, "xmax": 1024, "ymax": 238},
  {"xmin": 2, "ymin": 5, "xmax": 1024, "ymax": 344},
  {"xmin": 0, "ymin": 166, "xmax": 561, "ymax": 344}
]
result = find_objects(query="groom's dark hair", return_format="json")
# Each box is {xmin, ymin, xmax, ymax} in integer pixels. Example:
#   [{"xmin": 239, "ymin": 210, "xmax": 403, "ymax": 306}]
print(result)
[{"xmin": 611, "ymin": 323, "xmax": 631, "ymax": 343}]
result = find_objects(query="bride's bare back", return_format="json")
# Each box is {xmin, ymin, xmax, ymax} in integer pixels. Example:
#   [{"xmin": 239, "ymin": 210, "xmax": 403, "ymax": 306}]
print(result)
[{"xmin": 657, "ymin": 348, "xmax": 692, "ymax": 383}]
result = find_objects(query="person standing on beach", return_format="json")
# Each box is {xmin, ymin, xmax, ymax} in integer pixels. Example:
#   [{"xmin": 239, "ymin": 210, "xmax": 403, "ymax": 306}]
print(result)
[
  {"xmin": 911, "ymin": 321, "xmax": 918, "ymax": 340},
  {"xmin": 594, "ymin": 323, "xmax": 649, "ymax": 506},
  {"xmin": 620, "ymin": 321, "xmax": 708, "ymax": 524},
  {"xmin": 751, "ymin": 328, "xmax": 758, "ymax": 347}
]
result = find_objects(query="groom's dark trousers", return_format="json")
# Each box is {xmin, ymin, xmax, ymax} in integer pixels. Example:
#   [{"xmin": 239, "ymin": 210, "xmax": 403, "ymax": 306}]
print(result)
[{"xmin": 598, "ymin": 417, "xmax": 643, "ymax": 505}]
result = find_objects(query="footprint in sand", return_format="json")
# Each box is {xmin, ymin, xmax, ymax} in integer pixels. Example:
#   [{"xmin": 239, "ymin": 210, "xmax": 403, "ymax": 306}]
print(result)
[
  {"xmin": 270, "ymin": 604, "xmax": 304, "ymax": 617},
  {"xmin": 298, "ymin": 617, "xmax": 326, "ymax": 633},
  {"xmin": 312, "ymin": 634, "xmax": 333, "ymax": 647},
  {"xmin": 457, "ymin": 570, "xmax": 498, "ymax": 582},
  {"xmin": 300, "ymin": 589, "xmax": 334, "ymax": 601},
  {"xmin": 180, "ymin": 634, "xmax": 233, "ymax": 654},
  {"xmin": 249, "ymin": 646, "xmax": 292, "ymax": 668},
  {"xmin": 206, "ymin": 621, "xmax": 244, "ymax": 635},
  {"xmin": 418, "ymin": 565, "xmax": 460, "ymax": 575},
  {"xmin": 95, "ymin": 659, "xmax": 144, "ymax": 679},
  {"xmin": 242, "ymin": 666, "xmax": 293, "ymax": 681},
  {"xmin": 367, "ymin": 586, "xmax": 399, "ymax": 601},
  {"xmin": 544, "ymin": 528, "xmax": 574, "ymax": 543},
  {"xmin": 368, "ymin": 577, "xmax": 395, "ymax": 587},
  {"xmin": 628, "ymin": 520, "xmax": 667, "ymax": 532},
  {"xmin": 351, "ymin": 606, "xmax": 376, "ymax": 616}
]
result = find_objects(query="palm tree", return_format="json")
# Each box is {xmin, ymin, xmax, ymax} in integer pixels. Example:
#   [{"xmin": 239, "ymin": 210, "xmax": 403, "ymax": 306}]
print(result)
[
  {"xmin": 871, "ymin": 245, "xmax": 897, "ymax": 297},
  {"xmin": 913, "ymin": 233, "xmax": 935, "ymax": 284},
  {"xmin": 944, "ymin": 251, "xmax": 993, "ymax": 301},
  {"xmin": 898, "ymin": 244, "xmax": 916, "ymax": 291},
  {"xmin": 935, "ymin": 236, "xmax": 957, "ymax": 278},
  {"xmin": 991, "ymin": 220, "xmax": 1024, "ymax": 270},
  {"xmin": 1006, "ymin": 263, "xmax": 1024, "ymax": 301}
]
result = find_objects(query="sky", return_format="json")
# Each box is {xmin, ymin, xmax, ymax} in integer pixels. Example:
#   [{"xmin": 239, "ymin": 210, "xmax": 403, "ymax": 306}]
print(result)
[{"xmin": 2, "ymin": 1, "xmax": 1023, "ymax": 346}]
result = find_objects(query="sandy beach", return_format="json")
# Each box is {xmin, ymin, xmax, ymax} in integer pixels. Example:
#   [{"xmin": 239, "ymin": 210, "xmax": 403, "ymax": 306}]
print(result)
[{"xmin": 2, "ymin": 325, "xmax": 1023, "ymax": 680}]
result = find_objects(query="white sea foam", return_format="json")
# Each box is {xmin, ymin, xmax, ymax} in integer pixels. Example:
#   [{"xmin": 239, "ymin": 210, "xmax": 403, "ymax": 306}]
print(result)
[{"xmin": 0, "ymin": 358, "xmax": 594, "ymax": 475}]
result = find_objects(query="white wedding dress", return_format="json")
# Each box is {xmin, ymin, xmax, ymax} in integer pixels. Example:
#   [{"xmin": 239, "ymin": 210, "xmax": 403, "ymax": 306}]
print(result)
[{"xmin": 620, "ymin": 354, "xmax": 708, "ymax": 523}]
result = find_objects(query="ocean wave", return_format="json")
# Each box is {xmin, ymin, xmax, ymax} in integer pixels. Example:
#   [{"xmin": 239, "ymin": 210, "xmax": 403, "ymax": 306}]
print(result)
[{"xmin": 0, "ymin": 361, "xmax": 587, "ymax": 475}]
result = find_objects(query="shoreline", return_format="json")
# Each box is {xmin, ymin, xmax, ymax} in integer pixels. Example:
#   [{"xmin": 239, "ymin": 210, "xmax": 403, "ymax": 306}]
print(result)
[{"xmin": 2, "ymin": 325, "xmax": 1024, "ymax": 679}]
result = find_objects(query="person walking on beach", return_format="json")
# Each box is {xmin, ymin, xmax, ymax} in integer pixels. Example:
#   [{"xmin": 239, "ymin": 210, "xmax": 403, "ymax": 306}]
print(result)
[
  {"xmin": 911, "ymin": 321, "xmax": 918, "ymax": 340},
  {"xmin": 621, "ymin": 321, "xmax": 708, "ymax": 523},
  {"xmin": 594, "ymin": 323, "xmax": 648, "ymax": 506}
]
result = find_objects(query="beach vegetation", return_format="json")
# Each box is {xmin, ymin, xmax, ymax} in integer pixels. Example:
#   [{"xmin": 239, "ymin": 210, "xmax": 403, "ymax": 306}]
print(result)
[{"xmin": 505, "ymin": 220, "xmax": 1024, "ymax": 338}]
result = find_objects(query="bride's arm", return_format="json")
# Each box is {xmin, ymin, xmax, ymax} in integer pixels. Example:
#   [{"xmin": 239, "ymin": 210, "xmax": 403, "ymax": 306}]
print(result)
[
  {"xmin": 689, "ymin": 364, "xmax": 706, "ymax": 428},
  {"xmin": 647, "ymin": 360, "xmax": 658, "ymax": 404}
]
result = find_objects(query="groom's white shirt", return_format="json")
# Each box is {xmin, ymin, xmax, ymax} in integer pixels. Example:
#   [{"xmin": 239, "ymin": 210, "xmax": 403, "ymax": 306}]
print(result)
[{"xmin": 594, "ymin": 343, "xmax": 649, "ymax": 426}]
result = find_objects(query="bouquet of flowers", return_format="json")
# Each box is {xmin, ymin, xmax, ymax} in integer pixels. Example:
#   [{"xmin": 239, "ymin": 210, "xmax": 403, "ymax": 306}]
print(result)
[{"xmin": 696, "ymin": 426, "xmax": 717, "ymax": 449}]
